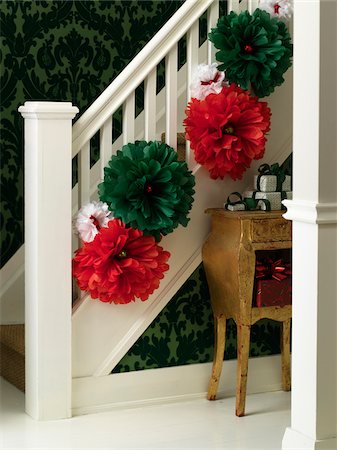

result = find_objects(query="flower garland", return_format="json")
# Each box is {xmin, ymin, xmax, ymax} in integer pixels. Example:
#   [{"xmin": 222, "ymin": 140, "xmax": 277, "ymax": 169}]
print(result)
[
  {"xmin": 73, "ymin": 218, "xmax": 170, "ymax": 305},
  {"xmin": 98, "ymin": 140, "xmax": 195, "ymax": 240},
  {"xmin": 73, "ymin": 141, "xmax": 195, "ymax": 305},
  {"xmin": 184, "ymin": 83, "xmax": 271, "ymax": 180},
  {"xmin": 208, "ymin": 8, "xmax": 293, "ymax": 98}
]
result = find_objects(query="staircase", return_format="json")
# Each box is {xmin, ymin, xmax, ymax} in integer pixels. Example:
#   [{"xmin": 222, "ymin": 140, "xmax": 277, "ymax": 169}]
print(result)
[{"xmin": 1, "ymin": 0, "xmax": 293, "ymax": 420}]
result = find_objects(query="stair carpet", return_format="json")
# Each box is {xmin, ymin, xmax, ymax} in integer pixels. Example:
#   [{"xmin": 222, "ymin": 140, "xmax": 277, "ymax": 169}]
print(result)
[{"xmin": 0, "ymin": 324, "xmax": 25, "ymax": 392}]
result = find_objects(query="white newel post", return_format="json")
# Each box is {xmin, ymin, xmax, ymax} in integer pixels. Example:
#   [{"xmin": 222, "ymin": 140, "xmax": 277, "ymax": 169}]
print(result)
[
  {"xmin": 18, "ymin": 102, "xmax": 79, "ymax": 420},
  {"xmin": 282, "ymin": 1, "xmax": 337, "ymax": 449}
]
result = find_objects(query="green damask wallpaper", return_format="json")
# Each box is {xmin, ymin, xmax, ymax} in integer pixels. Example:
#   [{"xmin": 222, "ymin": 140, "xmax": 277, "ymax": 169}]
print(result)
[
  {"xmin": 1, "ymin": 0, "xmax": 290, "ymax": 372},
  {"xmin": 0, "ymin": 0, "xmax": 185, "ymax": 267},
  {"xmin": 113, "ymin": 263, "xmax": 282, "ymax": 373}
]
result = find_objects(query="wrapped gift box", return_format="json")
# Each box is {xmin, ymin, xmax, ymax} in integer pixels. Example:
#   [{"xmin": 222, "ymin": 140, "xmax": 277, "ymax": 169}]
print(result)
[
  {"xmin": 225, "ymin": 203, "xmax": 246, "ymax": 211},
  {"xmin": 254, "ymin": 174, "xmax": 291, "ymax": 192},
  {"xmin": 255, "ymin": 278, "xmax": 292, "ymax": 307},
  {"xmin": 244, "ymin": 190, "xmax": 292, "ymax": 211},
  {"xmin": 258, "ymin": 191, "xmax": 293, "ymax": 210},
  {"xmin": 224, "ymin": 192, "xmax": 257, "ymax": 211}
]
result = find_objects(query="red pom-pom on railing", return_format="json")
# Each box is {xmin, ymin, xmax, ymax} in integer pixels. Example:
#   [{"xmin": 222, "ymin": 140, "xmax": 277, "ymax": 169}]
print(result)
[
  {"xmin": 73, "ymin": 218, "xmax": 170, "ymax": 304},
  {"xmin": 184, "ymin": 84, "xmax": 271, "ymax": 180}
]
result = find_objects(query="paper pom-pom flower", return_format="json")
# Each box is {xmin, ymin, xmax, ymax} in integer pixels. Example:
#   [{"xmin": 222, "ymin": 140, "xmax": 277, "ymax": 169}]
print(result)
[
  {"xmin": 73, "ymin": 219, "xmax": 170, "ymax": 304},
  {"xmin": 190, "ymin": 63, "xmax": 226, "ymax": 101},
  {"xmin": 184, "ymin": 84, "xmax": 271, "ymax": 180},
  {"xmin": 259, "ymin": 0, "xmax": 293, "ymax": 21},
  {"xmin": 209, "ymin": 9, "xmax": 292, "ymax": 98},
  {"xmin": 75, "ymin": 201, "xmax": 112, "ymax": 243},
  {"xmin": 98, "ymin": 141, "xmax": 195, "ymax": 240}
]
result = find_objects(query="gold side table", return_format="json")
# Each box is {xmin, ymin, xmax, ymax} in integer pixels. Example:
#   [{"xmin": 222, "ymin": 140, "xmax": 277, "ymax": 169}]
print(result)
[{"xmin": 203, "ymin": 209, "xmax": 292, "ymax": 417}]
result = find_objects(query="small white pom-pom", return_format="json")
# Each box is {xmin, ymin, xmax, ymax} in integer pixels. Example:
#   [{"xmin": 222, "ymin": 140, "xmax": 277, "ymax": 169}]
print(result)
[
  {"xmin": 74, "ymin": 201, "xmax": 112, "ymax": 243},
  {"xmin": 190, "ymin": 63, "xmax": 226, "ymax": 101},
  {"xmin": 259, "ymin": 0, "xmax": 293, "ymax": 21}
]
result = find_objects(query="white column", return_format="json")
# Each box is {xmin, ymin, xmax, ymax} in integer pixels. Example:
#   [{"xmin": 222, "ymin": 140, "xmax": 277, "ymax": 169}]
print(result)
[
  {"xmin": 18, "ymin": 102, "xmax": 79, "ymax": 420},
  {"xmin": 282, "ymin": 1, "xmax": 337, "ymax": 449}
]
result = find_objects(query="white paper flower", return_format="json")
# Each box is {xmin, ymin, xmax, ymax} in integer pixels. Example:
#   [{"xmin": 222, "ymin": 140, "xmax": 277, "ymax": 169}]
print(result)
[
  {"xmin": 190, "ymin": 63, "xmax": 226, "ymax": 101},
  {"xmin": 259, "ymin": 0, "xmax": 293, "ymax": 21},
  {"xmin": 74, "ymin": 201, "xmax": 112, "ymax": 242}
]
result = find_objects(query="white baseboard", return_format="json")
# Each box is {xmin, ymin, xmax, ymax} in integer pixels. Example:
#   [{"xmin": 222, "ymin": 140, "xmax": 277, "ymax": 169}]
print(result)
[
  {"xmin": 282, "ymin": 427, "xmax": 337, "ymax": 450},
  {"xmin": 72, "ymin": 354, "xmax": 283, "ymax": 416}
]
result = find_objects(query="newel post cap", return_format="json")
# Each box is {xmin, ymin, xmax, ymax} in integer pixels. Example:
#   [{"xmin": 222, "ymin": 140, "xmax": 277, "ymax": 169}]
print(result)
[{"xmin": 18, "ymin": 101, "xmax": 79, "ymax": 120}]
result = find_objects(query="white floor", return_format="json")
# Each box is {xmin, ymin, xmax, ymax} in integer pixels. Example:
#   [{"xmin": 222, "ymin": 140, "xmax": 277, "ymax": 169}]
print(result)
[{"xmin": 0, "ymin": 377, "xmax": 290, "ymax": 450}]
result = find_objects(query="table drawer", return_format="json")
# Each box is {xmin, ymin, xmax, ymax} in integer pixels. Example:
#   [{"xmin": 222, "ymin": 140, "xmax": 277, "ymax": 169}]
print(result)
[{"xmin": 251, "ymin": 218, "xmax": 291, "ymax": 242}]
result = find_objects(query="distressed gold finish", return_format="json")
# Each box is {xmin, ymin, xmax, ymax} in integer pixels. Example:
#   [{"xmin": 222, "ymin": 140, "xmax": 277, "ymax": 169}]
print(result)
[{"xmin": 203, "ymin": 209, "xmax": 292, "ymax": 416}]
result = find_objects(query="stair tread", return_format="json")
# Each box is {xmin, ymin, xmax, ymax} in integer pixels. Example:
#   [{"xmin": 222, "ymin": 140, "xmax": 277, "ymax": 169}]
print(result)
[{"xmin": 0, "ymin": 325, "xmax": 25, "ymax": 356}]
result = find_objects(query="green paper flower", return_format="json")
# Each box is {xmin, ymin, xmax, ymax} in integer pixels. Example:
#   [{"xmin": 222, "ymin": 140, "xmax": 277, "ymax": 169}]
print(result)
[
  {"xmin": 209, "ymin": 8, "xmax": 293, "ymax": 98},
  {"xmin": 98, "ymin": 141, "xmax": 195, "ymax": 240}
]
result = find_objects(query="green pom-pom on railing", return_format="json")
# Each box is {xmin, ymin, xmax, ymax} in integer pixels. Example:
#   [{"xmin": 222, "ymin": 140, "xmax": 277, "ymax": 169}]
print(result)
[
  {"xmin": 208, "ymin": 8, "xmax": 293, "ymax": 98},
  {"xmin": 98, "ymin": 141, "xmax": 195, "ymax": 241}
]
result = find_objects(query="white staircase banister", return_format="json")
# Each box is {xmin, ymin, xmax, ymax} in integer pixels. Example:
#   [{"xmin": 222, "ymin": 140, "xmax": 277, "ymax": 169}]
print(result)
[
  {"xmin": 72, "ymin": 0, "xmax": 215, "ymax": 156},
  {"xmin": 19, "ymin": 101, "xmax": 78, "ymax": 420}
]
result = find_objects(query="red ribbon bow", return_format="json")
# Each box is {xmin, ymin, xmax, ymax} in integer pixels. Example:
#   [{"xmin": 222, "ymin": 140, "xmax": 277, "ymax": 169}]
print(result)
[
  {"xmin": 255, "ymin": 258, "xmax": 291, "ymax": 282},
  {"xmin": 200, "ymin": 72, "xmax": 220, "ymax": 86}
]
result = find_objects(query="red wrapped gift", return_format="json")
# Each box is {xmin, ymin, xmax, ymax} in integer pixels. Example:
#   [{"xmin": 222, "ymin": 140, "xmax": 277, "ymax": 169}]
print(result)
[
  {"xmin": 255, "ymin": 278, "xmax": 292, "ymax": 307},
  {"xmin": 254, "ymin": 257, "xmax": 292, "ymax": 307}
]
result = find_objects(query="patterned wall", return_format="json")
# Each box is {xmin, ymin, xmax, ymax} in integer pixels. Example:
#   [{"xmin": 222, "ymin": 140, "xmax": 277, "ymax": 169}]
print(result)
[
  {"xmin": 1, "ymin": 0, "xmax": 290, "ymax": 372},
  {"xmin": 113, "ymin": 263, "xmax": 282, "ymax": 373},
  {"xmin": 0, "ymin": 0, "xmax": 184, "ymax": 267}
]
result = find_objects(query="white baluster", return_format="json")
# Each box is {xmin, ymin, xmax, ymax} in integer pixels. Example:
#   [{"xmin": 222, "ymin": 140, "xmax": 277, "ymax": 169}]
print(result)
[
  {"xmin": 248, "ymin": 0, "xmax": 253, "ymax": 13},
  {"xmin": 144, "ymin": 68, "xmax": 157, "ymax": 142},
  {"xmin": 207, "ymin": 0, "xmax": 219, "ymax": 64},
  {"xmin": 228, "ymin": 0, "xmax": 240, "ymax": 13},
  {"xmin": 78, "ymin": 141, "xmax": 91, "ymax": 208},
  {"xmin": 100, "ymin": 117, "xmax": 112, "ymax": 179},
  {"xmin": 165, "ymin": 44, "xmax": 178, "ymax": 150},
  {"xmin": 186, "ymin": 21, "xmax": 199, "ymax": 169},
  {"xmin": 187, "ymin": 21, "xmax": 199, "ymax": 93},
  {"xmin": 76, "ymin": 141, "xmax": 90, "ymax": 306},
  {"xmin": 123, "ymin": 92, "xmax": 135, "ymax": 145},
  {"xmin": 238, "ymin": 0, "xmax": 250, "ymax": 12},
  {"xmin": 249, "ymin": 0, "xmax": 259, "ymax": 13}
]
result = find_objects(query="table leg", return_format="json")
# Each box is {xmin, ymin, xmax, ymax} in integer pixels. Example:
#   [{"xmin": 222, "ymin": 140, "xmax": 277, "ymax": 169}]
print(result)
[
  {"xmin": 207, "ymin": 314, "xmax": 226, "ymax": 401},
  {"xmin": 281, "ymin": 318, "xmax": 291, "ymax": 391},
  {"xmin": 236, "ymin": 323, "xmax": 251, "ymax": 417}
]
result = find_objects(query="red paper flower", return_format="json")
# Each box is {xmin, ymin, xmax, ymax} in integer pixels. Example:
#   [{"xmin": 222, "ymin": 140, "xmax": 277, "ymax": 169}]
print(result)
[
  {"xmin": 184, "ymin": 84, "xmax": 271, "ymax": 180},
  {"xmin": 73, "ymin": 219, "xmax": 170, "ymax": 304}
]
